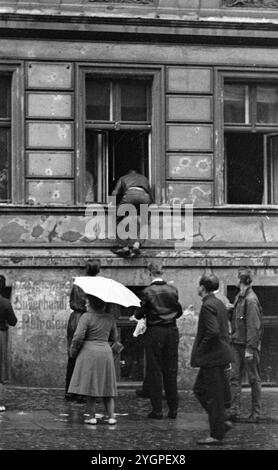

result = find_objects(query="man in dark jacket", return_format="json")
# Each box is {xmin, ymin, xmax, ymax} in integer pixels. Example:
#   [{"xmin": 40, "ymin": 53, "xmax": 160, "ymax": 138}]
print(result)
[
  {"xmin": 135, "ymin": 263, "xmax": 183, "ymax": 419},
  {"xmin": 191, "ymin": 274, "xmax": 234, "ymax": 445},
  {"xmin": 228, "ymin": 268, "xmax": 263, "ymax": 423},
  {"xmin": 0, "ymin": 275, "xmax": 17, "ymax": 412},
  {"xmin": 111, "ymin": 169, "xmax": 153, "ymax": 257}
]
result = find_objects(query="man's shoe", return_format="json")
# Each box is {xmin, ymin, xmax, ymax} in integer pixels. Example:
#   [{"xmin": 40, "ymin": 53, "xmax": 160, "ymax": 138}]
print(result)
[
  {"xmin": 197, "ymin": 437, "xmax": 223, "ymax": 446},
  {"xmin": 148, "ymin": 411, "xmax": 163, "ymax": 419},
  {"xmin": 224, "ymin": 420, "xmax": 233, "ymax": 434},
  {"xmin": 132, "ymin": 242, "xmax": 141, "ymax": 256},
  {"xmin": 136, "ymin": 389, "xmax": 150, "ymax": 398},
  {"xmin": 246, "ymin": 414, "xmax": 260, "ymax": 423},
  {"xmin": 228, "ymin": 414, "xmax": 241, "ymax": 423},
  {"xmin": 167, "ymin": 411, "xmax": 177, "ymax": 419},
  {"xmin": 111, "ymin": 247, "xmax": 131, "ymax": 258}
]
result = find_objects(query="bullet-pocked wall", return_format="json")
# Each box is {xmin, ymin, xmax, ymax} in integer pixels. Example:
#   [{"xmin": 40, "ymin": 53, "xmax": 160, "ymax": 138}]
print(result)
[
  {"xmin": 4, "ymin": 263, "xmax": 278, "ymax": 388},
  {"xmin": 1, "ymin": 1, "xmax": 278, "ymax": 387}
]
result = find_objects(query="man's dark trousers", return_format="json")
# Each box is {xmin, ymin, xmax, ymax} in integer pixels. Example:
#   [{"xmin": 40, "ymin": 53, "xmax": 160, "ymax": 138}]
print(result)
[
  {"xmin": 65, "ymin": 357, "xmax": 76, "ymax": 394},
  {"xmin": 194, "ymin": 366, "xmax": 226, "ymax": 440},
  {"xmin": 145, "ymin": 325, "xmax": 179, "ymax": 414}
]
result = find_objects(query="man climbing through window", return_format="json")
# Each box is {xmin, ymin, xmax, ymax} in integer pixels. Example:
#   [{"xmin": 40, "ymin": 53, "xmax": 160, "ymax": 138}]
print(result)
[{"xmin": 111, "ymin": 168, "xmax": 153, "ymax": 257}]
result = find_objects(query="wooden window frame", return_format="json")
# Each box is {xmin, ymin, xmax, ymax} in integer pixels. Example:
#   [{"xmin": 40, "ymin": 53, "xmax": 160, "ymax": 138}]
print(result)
[
  {"xmin": 215, "ymin": 68, "xmax": 278, "ymax": 208},
  {"xmin": 76, "ymin": 64, "xmax": 164, "ymax": 205},
  {"xmin": 0, "ymin": 63, "xmax": 24, "ymax": 206}
]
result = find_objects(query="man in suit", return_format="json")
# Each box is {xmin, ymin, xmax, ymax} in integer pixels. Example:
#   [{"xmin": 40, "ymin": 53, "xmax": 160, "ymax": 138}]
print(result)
[
  {"xmin": 191, "ymin": 274, "xmax": 234, "ymax": 445},
  {"xmin": 135, "ymin": 263, "xmax": 183, "ymax": 419},
  {"xmin": 0, "ymin": 275, "xmax": 17, "ymax": 412}
]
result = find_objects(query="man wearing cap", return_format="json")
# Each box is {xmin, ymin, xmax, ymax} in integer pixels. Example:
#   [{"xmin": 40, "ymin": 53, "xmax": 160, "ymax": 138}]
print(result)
[
  {"xmin": 135, "ymin": 263, "xmax": 183, "ymax": 419},
  {"xmin": 228, "ymin": 268, "xmax": 263, "ymax": 423}
]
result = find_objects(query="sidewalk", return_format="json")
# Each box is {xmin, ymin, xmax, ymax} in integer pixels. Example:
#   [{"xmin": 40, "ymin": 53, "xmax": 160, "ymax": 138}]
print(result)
[{"xmin": 0, "ymin": 386, "xmax": 278, "ymax": 450}]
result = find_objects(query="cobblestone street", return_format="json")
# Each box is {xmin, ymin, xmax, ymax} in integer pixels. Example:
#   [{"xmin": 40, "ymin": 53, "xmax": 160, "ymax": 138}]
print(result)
[{"xmin": 0, "ymin": 386, "xmax": 278, "ymax": 451}]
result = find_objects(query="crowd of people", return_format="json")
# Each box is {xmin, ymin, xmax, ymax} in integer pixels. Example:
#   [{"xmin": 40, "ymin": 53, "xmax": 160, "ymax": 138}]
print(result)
[{"xmin": 0, "ymin": 261, "xmax": 263, "ymax": 445}]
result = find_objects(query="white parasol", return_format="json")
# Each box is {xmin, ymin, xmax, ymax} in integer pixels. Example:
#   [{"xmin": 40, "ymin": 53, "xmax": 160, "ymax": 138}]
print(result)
[{"xmin": 73, "ymin": 276, "xmax": 141, "ymax": 308}]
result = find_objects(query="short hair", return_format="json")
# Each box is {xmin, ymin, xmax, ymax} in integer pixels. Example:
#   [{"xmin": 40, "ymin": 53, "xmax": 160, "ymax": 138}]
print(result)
[
  {"xmin": 147, "ymin": 262, "xmax": 164, "ymax": 277},
  {"xmin": 87, "ymin": 294, "xmax": 105, "ymax": 311},
  {"xmin": 238, "ymin": 267, "xmax": 253, "ymax": 285},
  {"xmin": 0, "ymin": 275, "xmax": 6, "ymax": 291},
  {"xmin": 86, "ymin": 260, "xmax": 100, "ymax": 277},
  {"xmin": 199, "ymin": 274, "xmax": 219, "ymax": 293}
]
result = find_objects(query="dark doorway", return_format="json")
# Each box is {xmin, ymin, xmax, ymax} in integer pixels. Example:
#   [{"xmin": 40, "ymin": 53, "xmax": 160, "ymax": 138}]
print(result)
[{"xmin": 112, "ymin": 286, "xmax": 146, "ymax": 383}]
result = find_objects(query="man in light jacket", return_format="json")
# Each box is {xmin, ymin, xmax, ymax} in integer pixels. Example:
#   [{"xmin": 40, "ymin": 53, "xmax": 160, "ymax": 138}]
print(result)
[{"xmin": 228, "ymin": 267, "xmax": 263, "ymax": 423}]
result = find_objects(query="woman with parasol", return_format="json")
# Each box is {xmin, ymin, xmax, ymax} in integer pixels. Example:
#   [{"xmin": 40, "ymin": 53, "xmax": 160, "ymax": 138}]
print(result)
[{"xmin": 68, "ymin": 276, "xmax": 140, "ymax": 425}]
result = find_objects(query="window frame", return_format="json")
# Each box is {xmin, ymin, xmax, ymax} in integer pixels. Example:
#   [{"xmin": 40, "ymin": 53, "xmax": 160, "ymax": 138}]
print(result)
[
  {"xmin": 215, "ymin": 68, "xmax": 278, "ymax": 208},
  {"xmin": 76, "ymin": 64, "xmax": 164, "ymax": 205},
  {"xmin": 0, "ymin": 63, "xmax": 24, "ymax": 206}
]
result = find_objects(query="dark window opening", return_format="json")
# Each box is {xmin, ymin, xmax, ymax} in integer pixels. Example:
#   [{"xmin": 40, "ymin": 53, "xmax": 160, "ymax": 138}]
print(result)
[
  {"xmin": 85, "ymin": 130, "xmax": 149, "ymax": 203},
  {"xmin": 226, "ymin": 133, "xmax": 264, "ymax": 204}
]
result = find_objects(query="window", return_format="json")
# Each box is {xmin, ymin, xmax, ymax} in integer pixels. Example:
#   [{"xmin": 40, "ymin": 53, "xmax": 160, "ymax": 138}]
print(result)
[
  {"xmin": 224, "ymin": 80, "xmax": 278, "ymax": 204},
  {"xmin": 85, "ymin": 76, "xmax": 152, "ymax": 203},
  {"xmin": 0, "ymin": 74, "xmax": 11, "ymax": 202}
]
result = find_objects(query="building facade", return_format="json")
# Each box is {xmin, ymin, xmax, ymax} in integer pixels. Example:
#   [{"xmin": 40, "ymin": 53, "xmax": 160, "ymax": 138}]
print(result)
[{"xmin": 1, "ymin": 0, "xmax": 278, "ymax": 388}]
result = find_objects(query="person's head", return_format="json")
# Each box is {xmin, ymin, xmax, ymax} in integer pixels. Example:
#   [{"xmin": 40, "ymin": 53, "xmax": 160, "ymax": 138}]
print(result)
[
  {"xmin": 147, "ymin": 262, "xmax": 164, "ymax": 280},
  {"xmin": 87, "ymin": 294, "xmax": 106, "ymax": 311},
  {"xmin": 127, "ymin": 167, "xmax": 140, "ymax": 175},
  {"xmin": 238, "ymin": 267, "xmax": 253, "ymax": 288},
  {"xmin": 86, "ymin": 260, "xmax": 100, "ymax": 277},
  {"xmin": 0, "ymin": 275, "xmax": 6, "ymax": 292},
  {"xmin": 198, "ymin": 274, "xmax": 219, "ymax": 298}
]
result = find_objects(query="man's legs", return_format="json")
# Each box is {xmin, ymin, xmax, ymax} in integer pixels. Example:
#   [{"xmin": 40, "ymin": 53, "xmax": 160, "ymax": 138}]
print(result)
[
  {"xmin": 229, "ymin": 344, "xmax": 245, "ymax": 418},
  {"xmin": 144, "ymin": 328, "xmax": 164, "ymax": 415},
  {"xmin": 245, "ymin": 350, "xmax": 262, "ymax": 419},
  {"xmin": 162, "ymin": 327, "xmax": 179, "ymax": 416},
  {"xmin": 193, "ymin": 368, "xmax": 208, "ymax": 412},
  {"xmin": 195, "ymin": 367, "xmax": 226, "ymax": 441}
]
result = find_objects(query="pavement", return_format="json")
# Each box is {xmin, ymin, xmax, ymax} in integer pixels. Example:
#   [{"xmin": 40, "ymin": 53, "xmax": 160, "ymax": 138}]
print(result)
[{"xmin": 0, "ymin": 386, "xmax": 278, "ymax": 451}]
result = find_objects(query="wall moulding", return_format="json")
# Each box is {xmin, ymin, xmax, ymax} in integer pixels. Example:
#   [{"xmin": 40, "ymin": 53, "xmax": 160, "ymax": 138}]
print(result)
[
  {"xmin": 88, "ymin": 0, "xmax": 155, "ymax": 4},
  {"xmin": 223, "ymin": 0, "xmax": 278, "ymax": 7}
]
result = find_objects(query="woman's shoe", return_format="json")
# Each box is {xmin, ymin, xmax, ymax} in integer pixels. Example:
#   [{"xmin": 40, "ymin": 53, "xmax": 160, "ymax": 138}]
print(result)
[
  {"xmin": 84, "ymin": 417, "xmax": 97, "ymax": 425},
  {"xmin": 107, "ymin": 418, "xmax": 117, "ymax": 425},
  {"xmin": 0, "ymin": 405, "xmax": 6, "ymax": 412}
]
